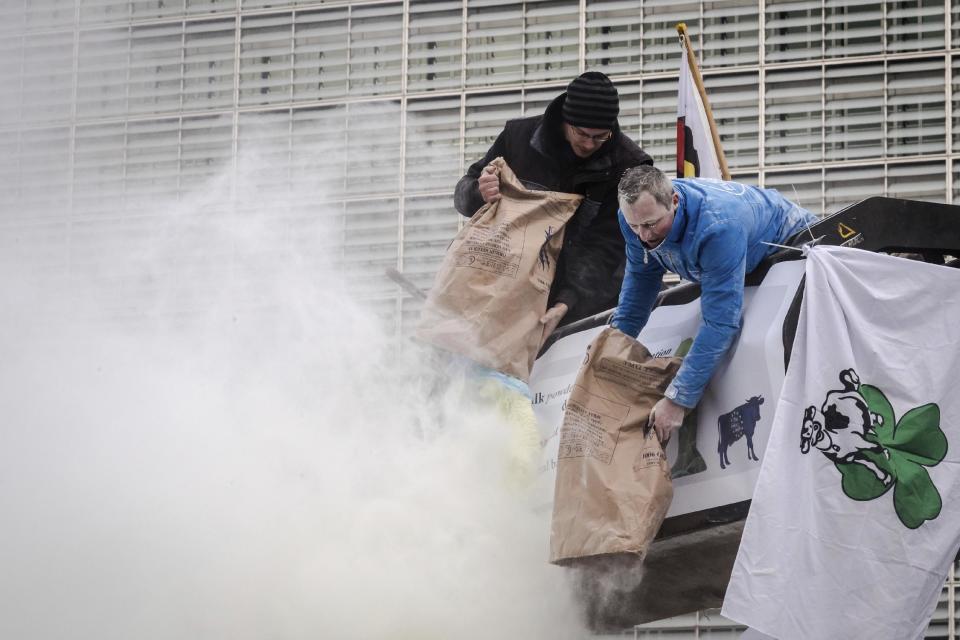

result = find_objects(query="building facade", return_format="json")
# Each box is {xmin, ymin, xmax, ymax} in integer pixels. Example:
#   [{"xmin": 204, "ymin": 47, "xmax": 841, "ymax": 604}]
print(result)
[
  {"xmin": 2, "ymin": 2, "xmax": 960, "ymax": 634},
  {"xmin": 3, "ymin": 1, "xmax": 959, "ymax": 330}
]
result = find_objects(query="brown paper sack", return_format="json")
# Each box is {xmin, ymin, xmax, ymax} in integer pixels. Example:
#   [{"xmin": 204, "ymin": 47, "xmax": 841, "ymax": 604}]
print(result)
[
  {"xmin": 550, "ymin": 326, "xmax": 681, "ymax": 565},
  {"xmin": 416, "ymin": 157, "xmax": 582, "ymax": 382}
]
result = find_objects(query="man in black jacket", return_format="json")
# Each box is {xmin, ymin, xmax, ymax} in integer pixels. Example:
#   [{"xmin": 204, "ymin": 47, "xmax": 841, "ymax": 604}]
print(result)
[{"xmin": 454, "ymin": 71, "xmax": 653, "ymax": 346}]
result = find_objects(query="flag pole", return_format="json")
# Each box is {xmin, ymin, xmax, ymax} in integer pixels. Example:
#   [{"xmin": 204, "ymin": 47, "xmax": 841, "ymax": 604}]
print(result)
[{"xmin": 676, "ymin": 23, "xmax": 731, "ymax": 180}]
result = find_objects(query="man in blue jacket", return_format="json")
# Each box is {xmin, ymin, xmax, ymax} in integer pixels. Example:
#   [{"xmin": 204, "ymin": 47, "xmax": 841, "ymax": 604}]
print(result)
[{"xmin": 611, "ymin": 165, "xmax": 817, "ymax": 442}]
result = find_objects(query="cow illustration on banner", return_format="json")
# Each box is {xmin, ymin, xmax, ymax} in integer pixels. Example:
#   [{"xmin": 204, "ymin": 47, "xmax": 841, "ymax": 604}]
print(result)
[{"xmin": 717, "ymin": 396, "xmax": 764, "ymax": 469}]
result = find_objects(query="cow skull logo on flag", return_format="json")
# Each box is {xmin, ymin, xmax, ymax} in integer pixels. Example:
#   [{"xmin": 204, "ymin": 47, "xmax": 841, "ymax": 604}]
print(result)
[{"xmin": 799, "ymin": 368, "xmax": 947, "ymax": 529}]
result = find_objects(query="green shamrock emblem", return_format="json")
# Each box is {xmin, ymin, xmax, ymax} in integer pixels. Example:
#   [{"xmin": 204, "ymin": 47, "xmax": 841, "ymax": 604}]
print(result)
[{"xmin": 800, "ymin": 369, "xmax": 947, "ymax": 529}]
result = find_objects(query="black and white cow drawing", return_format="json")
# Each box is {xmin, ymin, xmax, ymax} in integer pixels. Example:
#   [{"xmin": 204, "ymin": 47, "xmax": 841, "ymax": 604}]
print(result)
[
  {"xmin": 717, "ymin": 396, "xmax": 764, "ymax": 469},
  {"xmin": 800, "ymin": 368, "xmax": 891, "ymax": 483}
]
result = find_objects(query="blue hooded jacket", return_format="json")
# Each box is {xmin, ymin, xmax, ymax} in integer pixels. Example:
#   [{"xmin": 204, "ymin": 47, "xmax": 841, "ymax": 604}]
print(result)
[{"xmin": 611, "ymin": 179, "xmax": 817, "ymax": 408}]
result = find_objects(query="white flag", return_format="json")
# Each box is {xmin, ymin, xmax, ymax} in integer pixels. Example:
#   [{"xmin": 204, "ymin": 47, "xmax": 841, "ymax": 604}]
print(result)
[
  {"xmin": 722, "ymin": 245, "xmax": 960, "ymax": 639},
  {"xmin": 677, "ymin": 44, "xmax": 722, "ymax": 180}
]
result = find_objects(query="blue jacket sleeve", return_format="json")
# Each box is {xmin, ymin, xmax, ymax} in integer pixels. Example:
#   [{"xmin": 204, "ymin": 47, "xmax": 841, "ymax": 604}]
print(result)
[
  {"xmin": 667, "ymin": 221, "xmax": 747, "ymax": 408},
  {"xmin": 610, "ymin": 211, "xmax": 664, "ymax": 338}
]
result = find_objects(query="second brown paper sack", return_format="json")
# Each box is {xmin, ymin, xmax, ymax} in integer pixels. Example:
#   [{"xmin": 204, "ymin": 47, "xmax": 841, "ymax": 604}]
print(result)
[{"xmin": 550, "ymin": 326, "xmax": 680, "ymax": 565}]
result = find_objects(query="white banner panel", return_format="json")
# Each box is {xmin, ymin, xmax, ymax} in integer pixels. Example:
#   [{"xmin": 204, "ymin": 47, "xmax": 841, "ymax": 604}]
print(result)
[{"xmin": 529, "ymin": 260, "xmax": 806, "ymax": 517}]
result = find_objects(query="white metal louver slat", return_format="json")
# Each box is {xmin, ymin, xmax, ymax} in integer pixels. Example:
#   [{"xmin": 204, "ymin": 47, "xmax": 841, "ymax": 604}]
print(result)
[
  {"xmin": 953, "ymin": 56, "xmax": 960, "ymax": 155},
  {"xmin": 524, "ymin": 0, "xmax": 580, "ymax": 83},
  {"xmin": 703, "ymin": 71, "xmax": 760, "ymax": 168},
  {"xmin": 886, "ymin": 0, "xmax": 945, "ymax": 53},
  {"xmin": 183, "ymin": 18, "xmax": 235, "ymax": 111},
  {"xmin": 346, "ymin": 101, "xmax": 401, "ymax": 196},
  {"xmin": 239, "ymin": 14, "xmax": 293, "ymax": 106},
  {"xmin": 4, "ymin": 207, "xmax": 74, "ymax": 281},
  {"xmin": 0, "ymin": 130, "xmax": 17, "ymax": 212},
  {"xmin": 11, "ymin": 127, "xmax": 72, "ymax": 220},
  {"xmin": 404, "ymin": 97, "xmax": 462, "ymax": 194},
  {"xmin": 399, "ymin": 194, "xmax": 456, "ymax": 335},
  {"xmin": 462, "ymin": 91, "xmax": 522, "ymax": 167},
  {"xmin": 765, "ymin": 1, "xmax": 822, "ymax": 63},
  {"xmin": 954, "ymin": 3, "xmax": 960, "ymax": 55},
  {"xmin": 886, "ymin": 58, "xmax": 946, "ymax": 157},
  {"xmin": 129, "ymin": 0, "xmax": 186, "ymax": 20},
  {"xmin": 186, "ymin": 0, "xmax": 237, "ymax": 15},
  {"xmin": 617, "ymin": 79, "xmax": 642, "ymax": 145},
  {"xmin": 887, "ymin": 161, "xmax": 947, "ymax": 203},
  {"xmin": 241, "ymin": 0, "xmax": 292, "ymax": 10},
  {"xmin": 407, "ymin": 1, "xmax": 463, "ymax": 93},
  {"xmin": 348, "ymin": 3, "xmax": 403, "ymax": 97},
  {"xmin": 125, "ymin": 118, "xmax": 181, "ymax": 210},
  {"xmin": 0, "ymin": 212, "xmax": 71, "ymax": 286},
  {"xmin": 19, "ymin": 32, "xmax": 74, "ymax": 125},
  {"xmin": 79, "ymin": 0, "xmax": 134, "ymax": 26},
  {"xmin": 640, "ymin": 76, "xmax": 679, "ymax": 169},
  {"xmin": 24, "ymin": 0, "xmax": 75, "ymax": 31},
  {"xmin": 824, "ymin": 165, "xmax": 883, "ymax": 214},
  {"xmin": 311, "ymin": 200, "xmax": 346, "ymax": 274},
  {"xmin": 522, "ymin": 85, "xmax": 558, "ymax": 118},
  {"xmin": 764, "ymin": 168, "xmax": 822, "ymax": 214},
  {"xmin": 179, "ymin": 115, "xmax": 233, "ymax": 200},
  {"xmin": 824, "ymin": 1, "xmax": 882, "ymax": 59},
  {"xmin": 824, "ymin": 63, "xmax": 883, "ymax": 162},
  {"xmin": 290, "ymin": 105, "xmax": 348, "ymax": 202},
  {"xmin": 766, "ymin": 1, "xmax": 822, "ymax": 14},
  {"xmin": 293, "ymin": 8, "xmax": 349, "ymax": 102},
  {"xmin": 466, "ymin": 2, "xmax": 523, "ymax": 87},
  {"xmin": 237, "ymin": 110, "xmax": 292, "ymax": 203},
  {"xmin": 253, "ymin": 0, "xmax": 319, "ymax": 10},
  {"xmin": 0, "ymin": 36, "xmax": 22, "ymax": 125},
  {"xmin": 924, "ymin": 584, "xmax": 951, "ymax": 638},
  {"xmin": 76, "ymin": 27, "xmax": 130, "ymax": 119},
  {"xmin": 402, "ymin": 194, "xmax": 459, "ymax": 293},
  {"xmin": 0, "ymin": 127, "xmax": 72, "ymax": 284},
  {"xmin": 342, "ymin": 198, "xmax": 399, "ymax": 298},
  {"xmin": 642, "ymin": 2, "xmax": 698, "ymax": 73},
  {"xmin": 584, "ymin": 0, "xmax": 642, "ymax": 76},
  {"xmin": 701, "ymin": 1, "xmax": 759, "ymax": 68},
  {"xmin": 765, "ymin": 67, "xmax": 822, "ymax": 165},
  {"xmin": 731, "ymin": 172, "xmax": 760, "ymax": 187},
  {"xmin": 0, "ymin": 2, "xmax": 25, "ymax": 37},
  {"xmin": 72, "ymin": 122, "xmax": 126, "ymax": 217},
  {"xmin": 128, "ymin": 23, "xmax": 184, "ymax": 116}
]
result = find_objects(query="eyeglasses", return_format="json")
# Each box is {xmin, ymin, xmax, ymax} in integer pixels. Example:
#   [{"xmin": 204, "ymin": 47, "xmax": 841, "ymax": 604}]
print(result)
[{"xmin": 568, "ymin": 125, "xmax": 613, "ymax": 143}]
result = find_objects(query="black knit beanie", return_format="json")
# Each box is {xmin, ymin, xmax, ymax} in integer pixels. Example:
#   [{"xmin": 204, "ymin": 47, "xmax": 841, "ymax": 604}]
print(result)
[{"xmin": 561, "ymin": 71, "xmax": 620, "ymax": 130}]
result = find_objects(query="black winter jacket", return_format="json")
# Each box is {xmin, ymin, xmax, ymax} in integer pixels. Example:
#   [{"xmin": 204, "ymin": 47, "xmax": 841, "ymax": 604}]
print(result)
[{"xmin": 454, "ymin": 93, "xmax": 653, "ymax": 325}]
